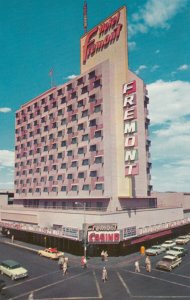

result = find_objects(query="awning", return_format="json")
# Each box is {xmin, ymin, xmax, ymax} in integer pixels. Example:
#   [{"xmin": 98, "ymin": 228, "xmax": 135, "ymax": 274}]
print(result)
[{"xmin": 131, "ymin": 229, "xmax": 172, "ymax": 245}]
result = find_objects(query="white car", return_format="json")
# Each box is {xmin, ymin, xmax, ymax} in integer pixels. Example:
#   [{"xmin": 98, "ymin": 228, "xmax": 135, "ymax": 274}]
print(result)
[
  {"xmin": 0, "ymin": 260, "xmax": 28, "ymax": 280},
  {"xmin": 175, "ymin": 236, "xmax": 189, "ymax": 245},
  {"xmin": 156, "ymin": 255, "xmax": 182, "ymax": 271},
  {"xmin": 161, "ymin": 240, "xmax": 176, "ymax": 250},
  {"xmin": 38, "ymin": 248, "xmax": 64, "ymax": 259},
  {"xmin": 145, "ymin": 245, "xmax": 166, "ymax": 256}
]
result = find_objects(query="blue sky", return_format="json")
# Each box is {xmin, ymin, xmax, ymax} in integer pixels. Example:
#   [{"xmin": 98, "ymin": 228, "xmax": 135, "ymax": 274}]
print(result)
[{"xmin": 0, "ymin": 0, "xmax": 190, "ymax": 192}]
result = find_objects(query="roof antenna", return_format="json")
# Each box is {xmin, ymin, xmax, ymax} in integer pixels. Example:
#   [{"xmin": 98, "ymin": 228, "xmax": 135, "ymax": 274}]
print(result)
[{"xmin": 83, "ymin": 1, "xmax": 88, "ymax": 34}]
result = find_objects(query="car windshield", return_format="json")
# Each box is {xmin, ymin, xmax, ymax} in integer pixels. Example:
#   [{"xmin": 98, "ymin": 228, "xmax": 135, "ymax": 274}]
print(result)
[
  {"xmin": 151, "ymin": 246, "xmax": 159, "ymax": 249},
  {"xmin": 2, "ymin": 263, "xmax": 20, "ymax": 269},
  {"xmin": 162, "ymin": 258, "xmax": 173, "ymax": 262},
  {"xmin": 172, "ymin": 247, "xmax": 182, "ymax": 251},
  {"xmin": 164, "ymin": 241, "xmax": 172, "ymax": 244}
]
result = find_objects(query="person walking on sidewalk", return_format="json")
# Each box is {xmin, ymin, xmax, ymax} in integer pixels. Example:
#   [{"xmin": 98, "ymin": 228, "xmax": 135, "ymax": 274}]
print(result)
[
  {"xmin": 102, "ymin": 266, "xmax": 108, "ymax": 282},
  {"xmin": 145, "ymin": 256, "xmax": 151, "ymax": 272},
  {"xmin": 135, "ymin": 260, "xmax": 140, "ymax": 272},
  {"xmin": 63, "ymin": 259, "xmax": 68, "ymax": 275},
  {"xmin": 81, "ymin": 256, "xmax": 87, "ymax": 269},
  {"xmin": 58, "ymin": 255, "xmax": 64, "ymax": 270}
]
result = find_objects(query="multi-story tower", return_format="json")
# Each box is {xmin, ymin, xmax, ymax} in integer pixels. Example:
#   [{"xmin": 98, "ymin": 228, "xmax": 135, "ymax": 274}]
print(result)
[{"xmin": 14, "ymin": 6, "xmax": 151, "ymax": 212}]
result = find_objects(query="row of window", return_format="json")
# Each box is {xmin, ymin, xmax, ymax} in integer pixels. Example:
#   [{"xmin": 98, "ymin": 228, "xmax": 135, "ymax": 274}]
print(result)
[{"xmin": 16, "ymin": 183, "xmax": 104, "ymax": 194}]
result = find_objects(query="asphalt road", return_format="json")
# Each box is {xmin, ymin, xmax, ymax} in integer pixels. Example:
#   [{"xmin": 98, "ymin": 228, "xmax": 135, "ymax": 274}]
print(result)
[{"xmin": 1, "ymin": 240, "xmax": 190, "ymax": 300}]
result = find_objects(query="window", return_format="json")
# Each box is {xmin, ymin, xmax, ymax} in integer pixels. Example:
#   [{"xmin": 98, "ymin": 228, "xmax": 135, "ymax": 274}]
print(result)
[
  {"xmin": 62, "ymin": 201, "xmax": 66, "ymax": 209},
  {"xmin": 78, "ymin": 100, "xmax": 84, "ymax": 107},
  {"xmin": 30, "ymin": 113, "xmax": 33, "ymax": 119},
  {"xmin": 77, "ymin": 77, "xmax": 84, "ymax": 85},
  {"xmin": 89, "ymin": 119, "xmax": 96, "ymax": 127},
  {"xmin": 81, "ymin": 86, "xmax": 88, "ymax": 94},
  {"xmin": 67, "ymin": 150, "xmax": 73, "ymax": 156},
  {"xmin": 90, "ymin": 170, "xmax": 97, "ymax": 177},
  {"xmin": 71, "ymin": 114, "xmax": 77, "ymax": 121},
  {"xmin": 95, "ymin": 156, "xmax": 103, "ymax": 164},
  {"xmin": 61, "ymin": 118, "xmax": 66, "ymax": 126},
  {"xmin": 44, "ymin": 125, "xmax": 48, "ymax": 132},
  {"xmin": 95, "ymin": 183, "xmax": 103, "ymax": 190},
  {"xmin": 67, "ymin": 104, "xmax": 72, "ymax": 112},
  {"xmin": 49, "ymin": 176, "xmax": 54, "ymax": 181},
  {"xmin": 90, "ymin": 144, "xmax": 96, "ymax": 152},
  {"xmin": 83, "ymin": 184, "xmax": 90, "ymax": 191},
  {"xmin": 44, "ymin": 166, "xmax": 48, "ymax": 172},
  {"xmin": 41, "ymin": 177, "xmax": 45, "ymax": 182},
  {"xmin": 36, "ymin": 128, "xmax": 41, "ymax": 134},
  {"xmin": 52, "ymin": 143, "xmax": 57, "ymax": 149},
  {"xmin": 58, "ymin": 152, "xmax": 62, "ymax": 159},
  {"xmin": 82, "ymin": 109, "xmax": 88, "ymax": 118},
  {"xmin": 41, "ymin": 98, "xmax": 45, "ymax": 105},
  {"xmin": 89, "ymin": 70, "xmax": 96, "ymax": 79},
  {"xmin": 71, "ymin": 92, "xmax": 77, "ymax": 99},
  {"xmin": 52, "ymin": 165, "xmax": 57, "ymax": 171},
  {"xmin": 44, "ymin": 187, "xmax": 48, "ymax": 192},
  {"xmin": 44, "ymin": 106, "xmax": 48, "ymax": 112},
  {"xmin": 52, "ymin": 122, "xmax": 57, "ymax": 128},
  {"xmin": 82, "ymin": 134, "xmax": 88, "ymax": 141},
  {"xmin": 67, "ymin": 127, "xmax": 72, "ymax": 134},
  {"xmin": 67, "ymin": 174, "xmax": 73, "ymax": 179},
  {"xmin": 57, "ymin": 175, "xmax": 62, "ymax": 180},
  {"xmin": 82, "ymin": 159, "xmax": 89, "ymax": 166},
  {"xmin": 94, "ymin": 104, "xmax": 101, "ymax": 113},
  {"xmin": 71, "ymin": 185, "xmax": 78, "ymax": 191},
  {"xmin": 71, "ymin": 161, "xmax": 77, "ymax": 167},
  {"xmin": 34, "ymin": 120, "xmax": 38, "ymax": 126},
  {"xmin": 58, "ymin": 130, "xmax": 62, "ymax": 137},
  {"xmin": 58, "ymin": 109, "xmax": 63, "ymax": 116},
  {"xmin": 49, "ymin": 154, "xmax": 53, "ymax": 160},
  {"xmin": 41, "ymin": 136, "xmax": 45, "ymax": 142},
  {"xmin": 95, "ymin": 130, "xmax": 102, "ymax": 138},
  {"xmin": 96, "ymin": 202, "xmax": 103, "ymax": 209},
  {"xmin": 52, "ymin": 101, "xmax": 57, "ymax": 108},
  {"xmin": 78, "ymin": 147, "xmax": 84, "ymax": 154},
  {"xmin": 29, "ymin": 188, "xmax": 33, "ymax": 193},
  {"xmin": 94, "ymin": 79, "xmax": 101, "ymax": 88},
  {"xmin": 49, "ymin": 113, "xmax": 54, "ymax": 120},
  {"xmin": 78, "ymin": 172, "xmax": 84, "ymax": 178},
  {"xmin": 67, "ymin": 83, "xmax": 72, "ymax": 91},
  {"xmin": 49, "ymin": 93, "xmax": 54, "ymax": 100},
  {"xmin": 89, "ymin": 94, "xmax": 96, "ymax": 102},
  {"xmin": 57, "ymin": 88, "xmax": 63, "ymax": 96},
  {"xmin": 29, "ymin": 169, "xmax": 33, "ymax": 174},
  {"xmin": 61, "ymin": 97, "xmax": 66, "ymax": 104},
  {"xmin": 61, "ymin": 140, "xmax": 67, "ymax": 147},
  {"xmin": 78, "ymin": 123, "xmax": 84, "ymax": 131},
  {"xmin": 61, "ymin": 163, "xmax": 67, "ymax": 169},
  {"xmin": 36, "ymin": 188, "xmax": 41, "ymax": 193},
  {"xmin": 44, "ymin": 145, "xmax": 48, "ymax": 151},
  {"xmin": 52, "ymin": 187, "xmax": 58, "ymax": 192},
  {"xmin": 41, "ymin": 156, "xmax": 46, "ymax": 162},
  {"xmin": 36, "ymin": 168, "xmax": 40, "ymax": 173},
  {"xmin": 72, "ymin": 137, "xmax": 77, "ymax": 144},
  {"xmin": 61, "ymin": 186, "xmax": 67, "ymax": 192}
]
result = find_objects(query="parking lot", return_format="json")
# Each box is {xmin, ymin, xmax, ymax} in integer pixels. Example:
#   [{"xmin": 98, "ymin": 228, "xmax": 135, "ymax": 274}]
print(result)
[{"xmin": 1, "ymin": 237, "xmax": 190, "ymax": 299}]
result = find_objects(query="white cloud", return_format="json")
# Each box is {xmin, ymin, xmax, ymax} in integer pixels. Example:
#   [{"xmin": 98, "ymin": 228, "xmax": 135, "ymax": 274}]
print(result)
[
  {"xmin": 66, "ymin": 74, "xmax": 78, "ymax": 80},
  {"xmin": 135, "ymin": 65, "xmax": 147, "ymax": 75},
  {"xmin": 0, "ymin": 108, "xmax": 11, "ymax": 113},
  {"xmin": 148, "ymin": 79, "xmax": 190, "ymax": 192},
  {"xmin": 177, "ymin": 64, "xmax": 189, "ymax": 71},
  {"xmin": 128, "ymin": 41, "xmax": 136, "ymax": 51},
  {"xmin": 151, "ymin": 65, "xmax": 159, "ymax": 72},
  {"xmin": 129, "ymin": 0, "xmax": 187, "ymax": 37},
  {"xmin": 148, "ymin": 80, "xmax": 190, "ymax": 124},
  {"xmin": 0, "ymin": 150, "xmax": 15, "ymax": 167}
]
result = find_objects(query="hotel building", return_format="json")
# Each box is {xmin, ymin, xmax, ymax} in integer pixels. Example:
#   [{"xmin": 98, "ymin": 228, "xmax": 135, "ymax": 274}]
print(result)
[{"xmin": 1, "ymin": 6, "xmax": 190, "ymax": 255}]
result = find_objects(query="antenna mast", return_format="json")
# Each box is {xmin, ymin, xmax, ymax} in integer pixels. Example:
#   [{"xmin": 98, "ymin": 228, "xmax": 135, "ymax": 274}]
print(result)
[{"xmin": 83, "ymin": 1, "xmax": 88, "ymax": 34}]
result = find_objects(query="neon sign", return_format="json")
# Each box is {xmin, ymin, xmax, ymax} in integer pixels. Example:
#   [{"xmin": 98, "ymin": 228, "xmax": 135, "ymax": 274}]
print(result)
[{"xmin": 82, "ymin": 11, "xmax": 123, "ymax": 64}]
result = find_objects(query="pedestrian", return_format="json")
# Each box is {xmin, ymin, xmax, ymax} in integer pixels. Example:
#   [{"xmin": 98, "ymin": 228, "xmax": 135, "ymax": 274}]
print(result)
[
  {"xmin": 63, "ymin": 260, "xmax": 68, "ymax": 275},
  {"xmin": 135, "ymin": 260, "xmax": 140, "ymax": 272},
  {"xmin": 145, "ymin": 256, "xmax": 151, "ymax": 272},
  {"xmin": 11, "ymin": 235, "xmax": 14, "ymax": 243},
  {"xmin": 81, "ymin": 256, "xmax": 87, "ymax": 269},
  {"xmin": 102, "ymin": 266, "xmax": 108, "ymax": 282},
  {"xmin": 58, "ymin": 255, "xmax": 64, "ymax": 270},
  {"xmin": 101, "ymin": 250, "xmax": 105, "ymax": 261},
  {"xmin": 104, "ymin": 251, "xmax": 108, "ymax": 261},
  {"xmin": 64, "ymin": 257, "xmax": 69, "ymax": 267},
  {"xmin": 28, "ymin": 292, "xmax": 34, "ymax": 300}
]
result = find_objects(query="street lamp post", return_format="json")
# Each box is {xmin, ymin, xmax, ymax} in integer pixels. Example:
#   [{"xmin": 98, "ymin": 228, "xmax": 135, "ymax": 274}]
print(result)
[{"xmin": 75, "ymin": 202, "xmax": 87, "ymax": 258}]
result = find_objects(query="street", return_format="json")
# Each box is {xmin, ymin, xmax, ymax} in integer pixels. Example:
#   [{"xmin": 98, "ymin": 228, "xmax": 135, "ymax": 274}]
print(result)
[{"xmin": 1, "ymin": 239, "xmax": 190, "ymax": 299}]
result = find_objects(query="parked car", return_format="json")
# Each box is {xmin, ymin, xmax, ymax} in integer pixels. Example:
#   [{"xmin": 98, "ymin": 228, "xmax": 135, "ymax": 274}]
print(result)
[
  {"xmin": 38, "ymin": 247, "xmax": 64, "ymax": 259},
  {"xmin": 0, "ymin": 279, "xmax": 6, "ymax": 292},
  {"xmin": 145, "ymin": 245, "xmax": 166, "ymax": 256},
  {"xmin": 156, "ymin": 255, "xmax": 182, "ymax": 271},
  {"xmin": 0, "ymin": 260, "xmax": 28, "ymax": 280},
  {"xmin": 167, "ymin": 246, "xmax": 188, "ymax": 257},
  {"xmin": 175, "ymin": 235, "xmax": 190, "ymax": 245},
  {"xmin": 161, "ymin": 240, "xmax": 176, "ymax": 250}
]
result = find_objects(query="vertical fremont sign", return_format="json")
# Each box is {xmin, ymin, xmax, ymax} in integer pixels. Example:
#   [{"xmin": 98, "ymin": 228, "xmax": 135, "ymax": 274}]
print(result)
[
  {"xmin": 82, "ymin": 11, "xmax": 123, "ymax": 64},
  {"xmin": 123, "ymin": 81, "xmax": 139, "ymax": 176}
]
